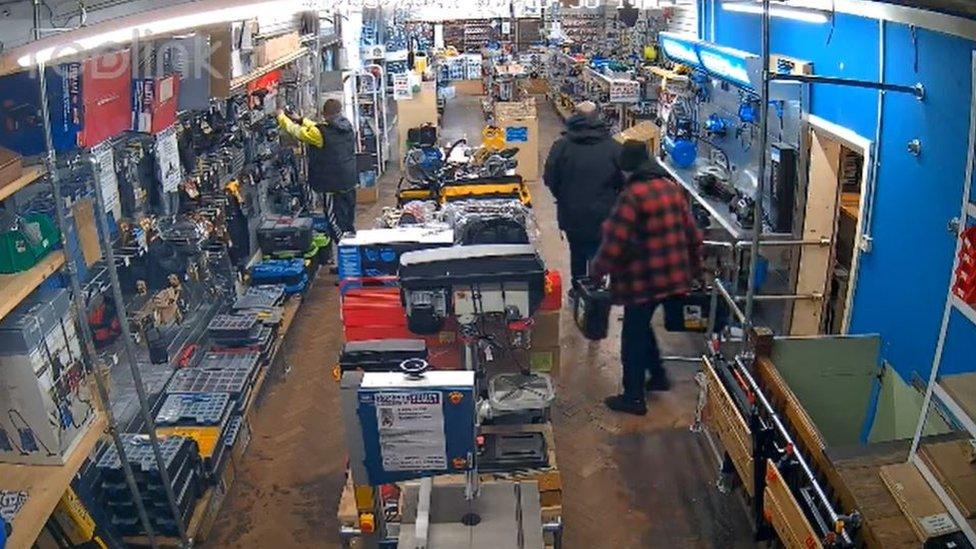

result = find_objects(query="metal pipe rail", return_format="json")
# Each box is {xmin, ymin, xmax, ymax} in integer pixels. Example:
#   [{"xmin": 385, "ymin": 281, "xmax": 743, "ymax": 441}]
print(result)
[
  {"xmin": 770, "ymin": 73, "xmax": 925, "ymax": 100},
  {"xmin": 714, "ymin": 279, "xmax": 747, "ymax": 324},
  {"xmin": 733, "ymin": 355, "xmax": 855, "ymax": 545},
  {"xmin": 703, "ymin": 238, "xmax": 831, "ymax": 249},
  {"xmin": 734, "ymin": 293, "xmax": 823, "ymax": 302}
]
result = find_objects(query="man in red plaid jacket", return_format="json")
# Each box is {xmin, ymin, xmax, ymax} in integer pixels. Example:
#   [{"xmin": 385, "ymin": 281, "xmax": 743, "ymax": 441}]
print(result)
[{"xmin": 590, "ymin": 140, "xmax": 704, "ymax": 415}]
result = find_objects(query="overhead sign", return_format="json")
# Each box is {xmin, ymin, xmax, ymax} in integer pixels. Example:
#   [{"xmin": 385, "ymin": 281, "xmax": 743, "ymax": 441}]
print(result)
[{"xmin": 609, "ymin": 79, "xmax": 640, "ymax": 103}]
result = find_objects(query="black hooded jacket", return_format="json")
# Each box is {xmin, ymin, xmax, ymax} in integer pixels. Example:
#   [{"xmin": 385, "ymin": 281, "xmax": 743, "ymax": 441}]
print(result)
[
  {"xmin": 308, "ymin": 115, "xmax": 358, "ymax": 194},
  {"xmin": 543, "ymin": 114, "xmax": 623, "ymax": 242}
]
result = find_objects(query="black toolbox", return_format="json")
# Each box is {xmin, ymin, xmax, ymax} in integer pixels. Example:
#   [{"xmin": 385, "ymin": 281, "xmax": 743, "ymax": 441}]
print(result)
[
  {"xmin": 571, "ymin": 278, "xmax": 612, "ymax": 341},
  {"xmin": 257, "ymin": 215, "xmax": 313, "ymax": 254}
]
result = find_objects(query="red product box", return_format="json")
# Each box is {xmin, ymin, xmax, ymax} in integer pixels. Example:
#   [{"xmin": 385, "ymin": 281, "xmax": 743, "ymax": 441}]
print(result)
[
  {"xmin": 79, "ymin": 51, "xmax": 132, "ymax": 147},
  {"xmin": 133, "ymin": 74, "xmax": 180, "ymax": 134},
  {"xmin": 539, "ymin": 270, "xmax": 562, "ymax": 312},
  {"xmin": 341, "ymin": 287, "xmax": 405, "ymax": 328}
]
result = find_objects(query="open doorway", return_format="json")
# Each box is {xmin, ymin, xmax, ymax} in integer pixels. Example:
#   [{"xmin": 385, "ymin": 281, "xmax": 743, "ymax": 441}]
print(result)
[{"xmin": 790, "ymin": 115, "xmax": 873, "ymax": 336}]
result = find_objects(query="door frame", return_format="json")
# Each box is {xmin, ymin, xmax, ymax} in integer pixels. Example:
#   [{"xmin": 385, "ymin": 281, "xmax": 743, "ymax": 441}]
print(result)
[{"xmin": 804, "ymin": 114, "xmax": 874, "ymax": 335}]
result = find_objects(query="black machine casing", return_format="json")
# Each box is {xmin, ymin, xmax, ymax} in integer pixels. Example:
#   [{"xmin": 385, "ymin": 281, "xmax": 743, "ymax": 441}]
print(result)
[
  {"xmin": 339, "ymin": 339, "xmax": 428, "ymax": 373},
  {"xmin": 398, "ymin": 245, "xmax": 546, "ymax": 333}
]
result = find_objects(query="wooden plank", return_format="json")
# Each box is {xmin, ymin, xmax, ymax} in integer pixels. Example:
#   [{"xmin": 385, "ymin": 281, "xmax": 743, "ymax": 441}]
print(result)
[
  {"xmin": 832, "ymin": 447, "xmax": 920, "ymax": 549},
  {"xmin": 338, "ymin": 474, "xmax": 358, "ymax": 528},
  {"xmin": 0, "ymin": 165, "xmax": 46, "ymax": 202},
  {"xmin": 763, "ymin": 460, "xmax": 823, "ymax": 549},
  {"xmin": 0, "ymin": 251, "xmax": 65, "ymax": 323},
  {"xmin": 880, "ymin": 462, "xmax": 960, "ymax": 541},
  {"xmin": 701, "ymin": 357, "xmax": 754, "ymax": 493},
  {"xmin": 791, "ymin": 129, "xmax": 842, "ymax": 335},
  {"xmin": 940, "ymin": 373, "xmax": 976, "ymax": 429},
  {"xmin": 756, "ymin": 357, "xmax": 828, "ymax": 473},
  {"xmin": 72, "ymin": 199, "xmax": 102, "ymax": 267},
  {"xmin": 1, "ymin": 413, "xmax": 106, "ymax": 549},
  {"xmin": 840, "ymin": 191, "xmax": 860, "ymax": 220},
  {"xmin": 919, "ymin": 440, "xmax": 976, "ymax": 519}
]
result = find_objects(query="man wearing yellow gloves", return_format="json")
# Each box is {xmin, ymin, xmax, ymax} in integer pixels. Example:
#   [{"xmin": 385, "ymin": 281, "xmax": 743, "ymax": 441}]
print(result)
[{"xmin": 278, "ymin": 99, "xmax": 359, "ymax": 245}]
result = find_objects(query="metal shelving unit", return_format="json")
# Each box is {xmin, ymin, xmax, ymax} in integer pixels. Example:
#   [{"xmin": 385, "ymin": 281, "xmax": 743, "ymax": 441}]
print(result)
[
  {"xmin": 907, "ymin": 50, "xmax": 976, "ymax": 547},
  {"xmin": 0, "ymin": 4, "xmax": 324, "ymax": 547}
]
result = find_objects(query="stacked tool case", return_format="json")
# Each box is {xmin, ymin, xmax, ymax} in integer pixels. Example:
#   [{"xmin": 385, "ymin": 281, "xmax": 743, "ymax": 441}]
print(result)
[
  {"xmin": 95, "ymin": 435, "xmax": 203, "ymax": 536},
  {"xmin": 155, "ymin": 392, "xmax": 235, "ymax": 477}
]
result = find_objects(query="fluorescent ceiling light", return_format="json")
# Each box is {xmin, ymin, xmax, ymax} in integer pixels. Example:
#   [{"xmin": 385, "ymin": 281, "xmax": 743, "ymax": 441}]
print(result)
[
  {"xmin": 722, "ymin": 2, "xmax": 829, "ymax": 23},
  {"xmin": 16, "ymin": 0, "xmax": 306, "ymax": 67}
]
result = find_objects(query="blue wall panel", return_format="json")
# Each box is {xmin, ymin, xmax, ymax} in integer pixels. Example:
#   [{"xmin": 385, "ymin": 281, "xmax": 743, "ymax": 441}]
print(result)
[
  {"xmin": 940, "ymin": 307, "xmax": 976, "ymax": 377},
  {"xmin": 707, "ymin": 1, "xmax": 974, "ymax": 382},
  {"xmin": 851, "ymin": 24, "xmax": 971, "ymax": 381}
]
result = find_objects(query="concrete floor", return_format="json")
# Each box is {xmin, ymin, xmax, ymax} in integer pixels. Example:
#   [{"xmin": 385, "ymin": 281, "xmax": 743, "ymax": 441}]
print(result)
[{"xmin": 205, "ymin": 94, "xmax": 755, "ymax": 548}]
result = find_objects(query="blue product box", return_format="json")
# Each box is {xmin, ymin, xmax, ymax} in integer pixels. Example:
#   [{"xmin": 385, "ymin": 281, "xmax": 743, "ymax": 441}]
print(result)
[
  {"xmin": 336, "ymin": 227, "xmax": 454, "ymax": 280},
  {"xmin": 0, "ymin": 63, "xmax": 82, "ymax": 156}
]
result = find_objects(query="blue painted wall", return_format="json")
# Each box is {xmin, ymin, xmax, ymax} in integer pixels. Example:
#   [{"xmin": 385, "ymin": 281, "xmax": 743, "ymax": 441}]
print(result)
[{"xmin": 704, "ymin": 1, "xmax": 974, "ymax": 383}]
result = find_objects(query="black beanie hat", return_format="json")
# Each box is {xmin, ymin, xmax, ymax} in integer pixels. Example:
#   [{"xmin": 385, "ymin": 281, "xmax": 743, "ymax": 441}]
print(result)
[{"xmin": 619, "ymin": 140, "xmax": 650, "ymax": 172}]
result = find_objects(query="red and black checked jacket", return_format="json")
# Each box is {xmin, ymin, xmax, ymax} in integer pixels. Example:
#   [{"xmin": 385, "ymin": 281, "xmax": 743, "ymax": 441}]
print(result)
[{"xmin": 590, "ymin": 175, "xmax": 703, "ymax": 305}]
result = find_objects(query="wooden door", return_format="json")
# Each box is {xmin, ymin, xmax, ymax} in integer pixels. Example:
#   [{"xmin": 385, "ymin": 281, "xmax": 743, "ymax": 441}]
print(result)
[{"xmin": 791, "ymin": 129, "xmax": 841, "ymax": 335}]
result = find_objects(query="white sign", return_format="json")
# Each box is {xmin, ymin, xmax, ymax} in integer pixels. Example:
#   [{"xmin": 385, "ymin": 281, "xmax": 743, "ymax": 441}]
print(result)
[
  {"xmin": 609, "ymin": 79, "xmax": 641, "ymax": 104},
  {"xmin": 393, "ymin": 72, "xmax": 413, "ymax": 101},
  {"xmin": 156, "ymin": 127, "xmax": 183, "ymax": 193},
  {"xmin": 374, "ymin": 391, "xmax": 446, "ymax": 472},
  {"xmin": 93, "ymin": 145, "xmax": 121, "ymax": 219}
]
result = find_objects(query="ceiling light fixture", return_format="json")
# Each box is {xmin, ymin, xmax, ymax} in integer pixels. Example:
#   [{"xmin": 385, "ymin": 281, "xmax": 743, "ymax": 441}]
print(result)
[{"xmin": 721, "ymin": 2, "xmax": 829, "ymax": 24}]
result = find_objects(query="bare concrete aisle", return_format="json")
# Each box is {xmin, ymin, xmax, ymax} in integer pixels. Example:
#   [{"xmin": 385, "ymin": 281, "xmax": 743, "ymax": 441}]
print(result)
[{"xmin": 206, "ymin": 94, "xmax": 754, "ymax": 548}]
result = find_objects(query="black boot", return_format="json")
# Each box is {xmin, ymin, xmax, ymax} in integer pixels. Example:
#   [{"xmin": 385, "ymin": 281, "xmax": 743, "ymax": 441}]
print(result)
[
  {"xmin": 603, "ymin": 394, "xmax": 647, "ymax": 416},
  {"xmin": 645, "ymin": 375, "xmax": 672, "ymax": 392}
]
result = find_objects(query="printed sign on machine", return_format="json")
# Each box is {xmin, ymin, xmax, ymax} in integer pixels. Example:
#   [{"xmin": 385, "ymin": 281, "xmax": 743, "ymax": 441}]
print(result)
[{"xmin": 374, "ymin": 391, "xmax": 447, "ymax": 471}]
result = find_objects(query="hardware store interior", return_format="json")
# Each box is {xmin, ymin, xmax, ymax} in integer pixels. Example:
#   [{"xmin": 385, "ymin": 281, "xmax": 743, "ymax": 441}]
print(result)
[{"xmin": 3, "ymin": 0, "xmax": 976, "ymax": 547}]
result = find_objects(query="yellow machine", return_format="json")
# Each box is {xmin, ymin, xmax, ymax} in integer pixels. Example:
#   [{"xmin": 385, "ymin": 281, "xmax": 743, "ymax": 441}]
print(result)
[{"xmin": 440, "ymin": 177, "xmax": 532, "ymax": 207}]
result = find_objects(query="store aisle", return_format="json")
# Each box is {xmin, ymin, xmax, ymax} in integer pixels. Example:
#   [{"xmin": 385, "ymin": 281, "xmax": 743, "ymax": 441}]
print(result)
[{"xmin": 206, "ymin": 94, "xmax": 754, "ymax": 548}]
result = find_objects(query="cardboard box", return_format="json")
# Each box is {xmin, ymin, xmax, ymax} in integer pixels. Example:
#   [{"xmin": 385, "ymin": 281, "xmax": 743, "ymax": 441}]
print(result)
[
  {"xmin": 0, "ymin": 291, "xmax": 93, "ymax": 465},
  {"xmin": 209, "ymin": 21, "xmax": 256, "ymax": 98},
  {"xmin": 255, "ymin": 31, "xmax": 300, "ymax": 66},
  {"xmin": 494, "ymin": 105, "xmax": 539, "ymax": 182},
  {"xmin": 78, "ymin": 51, "xmax": 133, "ymax": 148},
  {"xmin": 614, "ymin": 121, "xmax": 661, "ymax": 157},
  {"xmin": 0, "ymin": 65, "xmax": 81, "ymax": 155},
  {"xmin": 356, "ymin": 185, "xmax": 379, "ymax": 204},
  {"xmin": 132, "ymin": 74, "xmax": 179, "ymax": 134},
  {"xmin": 454, "ymin": 79, "xmax": 484, "ymax": 96},
  {"xmin": 161, "ymin": 34, "xmax": 212, "ymax": 111},
  {"xmin": 0, "ymin": 147, "xmax": 23, "ymax": 189},
  {"xmin": 337, "ymin": 226, "xmax": 454, "ymax": 279}
]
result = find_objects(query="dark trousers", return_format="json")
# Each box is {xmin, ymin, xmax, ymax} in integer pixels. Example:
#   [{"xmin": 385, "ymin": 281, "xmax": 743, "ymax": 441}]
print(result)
[
  {"xmin": 324, "ymin": 189, "xmax": 357, "ymax": 242},
  {"xmin": 621, "ymin": 301, "xmax": 664, "ymax": 402},
  {"xmin": 568, "ymin": 238, "xmax": 601, "ymax": 280}
]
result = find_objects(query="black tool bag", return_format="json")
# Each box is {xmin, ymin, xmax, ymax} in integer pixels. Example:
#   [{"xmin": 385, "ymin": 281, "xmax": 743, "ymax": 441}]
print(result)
[
  {"xmin": 663, "ymin": 290, "xmax": 729, "ymax": 333},
  {"xmin": 407, "ymin": 124, "xmax": 437, "ymax": 147},
  {"xmin": 571, "ymin": 278, "xmax": 612, "ymax": 341},
  {"xmin": 456, "ymin": 216, "xmax": 529, "ymax": 246}
]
